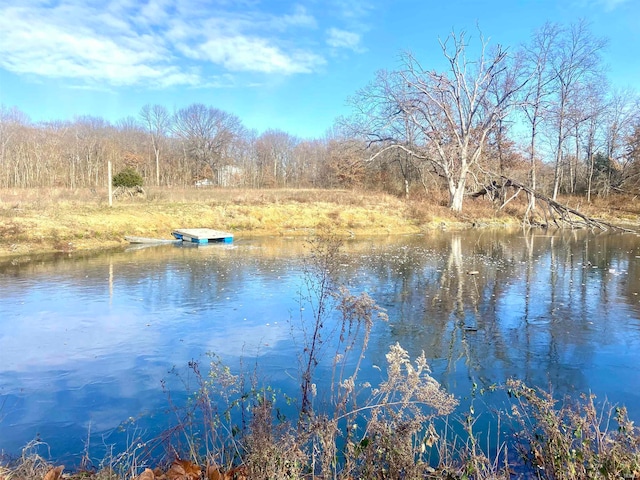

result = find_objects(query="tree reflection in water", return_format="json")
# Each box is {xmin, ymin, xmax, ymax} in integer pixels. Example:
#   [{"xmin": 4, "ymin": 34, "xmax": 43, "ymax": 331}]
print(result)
[
  {"xmin": 0, "ymin": 229, "xmax": 639, "ymax": 462},
  {"xmin": 354, "ymin": 229, "xmax": 640, "ymax": 412}
]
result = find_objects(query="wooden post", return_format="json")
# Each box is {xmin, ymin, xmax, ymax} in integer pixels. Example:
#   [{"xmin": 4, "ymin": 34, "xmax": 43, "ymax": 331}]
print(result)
[{"xmin": 108, "ymin": 160, "xmax": 113, "ymax": 207}]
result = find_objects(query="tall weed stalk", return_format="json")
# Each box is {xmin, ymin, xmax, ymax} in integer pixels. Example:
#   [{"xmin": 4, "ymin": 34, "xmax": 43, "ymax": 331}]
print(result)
[{"xmin": 506, "ymin": 378, "xmax": 640, "ymax": 479}]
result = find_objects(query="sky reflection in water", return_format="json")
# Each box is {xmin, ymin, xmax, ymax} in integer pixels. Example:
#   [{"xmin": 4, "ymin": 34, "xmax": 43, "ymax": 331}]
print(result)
[{"xmin": 1, "ymin": 230, "xmax": 639, "ymax": 463}]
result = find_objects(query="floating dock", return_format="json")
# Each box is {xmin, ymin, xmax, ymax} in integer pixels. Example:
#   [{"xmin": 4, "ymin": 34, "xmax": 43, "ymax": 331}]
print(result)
[{"xmin": 171, "ymin": 228, "xmax": 234, "ymax": 244}]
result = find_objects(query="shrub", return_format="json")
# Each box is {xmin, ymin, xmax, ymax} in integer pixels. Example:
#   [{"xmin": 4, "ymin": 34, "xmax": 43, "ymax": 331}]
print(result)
[
  {"xmin": 112, "ymin": 168, "xmax": 143, "ymax": 188},
  {"xmin": 505, "ymin": 378, "xmax": 640, "ymax": 479}
]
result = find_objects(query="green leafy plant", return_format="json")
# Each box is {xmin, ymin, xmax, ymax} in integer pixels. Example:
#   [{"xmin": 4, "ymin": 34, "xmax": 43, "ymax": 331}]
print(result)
[{"xmin": 112, "ymin": 168, "xmax": 143, "ymax": 188}]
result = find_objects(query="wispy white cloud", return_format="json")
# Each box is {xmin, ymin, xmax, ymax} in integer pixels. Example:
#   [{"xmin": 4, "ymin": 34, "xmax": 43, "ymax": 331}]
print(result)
[
  {"xmin": 0, "ymin": 8, "xmax": 176, "ymax": 85},
  {"xmin": 271, "ymin": 4, "xmax": 318, "ymax": 30},
  {"xmin": 0, "ymin": 2, "xmax": 190, "ymax": 87},
  {"xmin": 0, "ymin": 0, "xmax": 332, "ymax": 88},
  {"xmin": 324, "ymin": 0, "xmax": 371, "ymax": 54},
  {"xmin": 326, "ymin": 28, "xmax": 365, "ymax": 52},
  {"xmin": 181, "ymin": 35, "xmax": 325, "ymax": 74},
  {"xmin": 330, "ymin": 0, "xmax": 374, "ymax": 21}
]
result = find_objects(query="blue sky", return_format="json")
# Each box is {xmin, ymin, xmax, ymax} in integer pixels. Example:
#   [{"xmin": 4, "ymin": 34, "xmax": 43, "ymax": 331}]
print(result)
[{"xmin": 0, "ymin": 0, "xmax": 638, "ymax": 139}]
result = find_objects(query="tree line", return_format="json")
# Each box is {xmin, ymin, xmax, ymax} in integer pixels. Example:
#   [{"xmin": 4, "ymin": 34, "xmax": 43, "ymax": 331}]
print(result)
[
  {"xmin": 0, "ymin": 20, "xmax": 638, "ymax": 212},
  {"xmin": 0, "ymin": 105, "xmax": 341, "ymax": 191}
]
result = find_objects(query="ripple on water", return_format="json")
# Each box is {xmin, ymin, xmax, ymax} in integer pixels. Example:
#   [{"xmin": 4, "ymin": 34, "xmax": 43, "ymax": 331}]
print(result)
[{"xmin": 1, "ymin": 232, "xmax": 640, "ymax": 465}]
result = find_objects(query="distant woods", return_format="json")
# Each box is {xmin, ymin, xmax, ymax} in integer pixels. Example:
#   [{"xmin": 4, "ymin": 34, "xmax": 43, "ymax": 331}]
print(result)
[
  {"xmin": 1, "ymin": 20, "xmax": 639, "ymax": 213},
  {"xmin": 0, "ymin": 103, "xmax": 369, "ymax": 193}
]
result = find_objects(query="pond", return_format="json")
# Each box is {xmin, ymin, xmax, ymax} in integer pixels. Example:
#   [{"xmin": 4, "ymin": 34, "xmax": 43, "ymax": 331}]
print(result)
[{"xmin": 1, "ymin": 229, "xmax": 639, "ymax": 466}]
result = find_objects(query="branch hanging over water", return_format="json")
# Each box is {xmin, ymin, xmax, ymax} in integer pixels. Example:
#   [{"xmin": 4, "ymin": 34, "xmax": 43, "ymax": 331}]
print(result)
[{"xmin": 473, "ymin": 175, "xmax": 636, "ymax": 233}]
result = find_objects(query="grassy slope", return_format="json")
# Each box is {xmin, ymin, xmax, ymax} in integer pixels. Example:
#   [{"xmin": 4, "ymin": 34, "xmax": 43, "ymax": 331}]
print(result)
[{"xmin": 0, "ymin": 187, "xmax": 637, "ymax": 258}]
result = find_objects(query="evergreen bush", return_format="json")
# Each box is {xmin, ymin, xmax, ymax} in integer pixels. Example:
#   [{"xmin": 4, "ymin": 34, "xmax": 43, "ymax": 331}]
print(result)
[{"xmin": 112, "ymin": 167, "xmax": 143, "ymax": 188}]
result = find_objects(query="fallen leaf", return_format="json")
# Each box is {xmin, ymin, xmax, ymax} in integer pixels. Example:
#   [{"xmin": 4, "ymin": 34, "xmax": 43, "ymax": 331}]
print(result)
[
  {"xmin": 166, "ymin": 460, "xmax": 200, "ymax": 480},
  {"xmin": 206, "ymin": 465, "xmax": 229, "ymax": 480},
  {"xmin": 228, "ymin": 465, "xmax": 248, "ymax": 480},
  {"xmin": 136, "ymin": 468, "xmax": 155, "ymax": 480},
  {"xmin": 43, "ymin": 465, "xmax": 64, "ymax": 480},
  {"xmin": 165, "ymin": 463, "xmax": 185, "ymax": 480}
]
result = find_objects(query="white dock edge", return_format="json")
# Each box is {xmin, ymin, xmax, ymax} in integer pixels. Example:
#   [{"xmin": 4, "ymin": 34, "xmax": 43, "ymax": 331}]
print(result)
[{"xmin": 171, "ymin": 228, "xmax": 233, "ymax": 244}]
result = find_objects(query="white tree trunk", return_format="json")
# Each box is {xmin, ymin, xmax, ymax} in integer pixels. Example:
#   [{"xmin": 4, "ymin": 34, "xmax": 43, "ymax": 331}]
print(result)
[{"xmin": 449, "ymin": 174, "xmax": 467, "ymax": 212}]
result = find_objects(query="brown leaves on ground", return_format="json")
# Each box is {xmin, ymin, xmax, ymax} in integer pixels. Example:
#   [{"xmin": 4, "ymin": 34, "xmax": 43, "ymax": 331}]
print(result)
[
  {"xmin": 43, "ymin": 465, "xmax": 64, "ymax": 480},
  {"xmin": 205, "ymin": 465, "xmax": 226, "ymax": 480},
  {"xmin": 206, "ymin": 465, "xmax": 247, "ymax": 480},
  {"xmin": 136, "ymin": 468, "xmax": 155, "ymax": 480},
  {"xmin": 133, "ymin": 460, "xmax": 247, "ymax": 480},
  {"xmin": 165, "ymin": 460, "xmax": 200, "ymax": 480}
]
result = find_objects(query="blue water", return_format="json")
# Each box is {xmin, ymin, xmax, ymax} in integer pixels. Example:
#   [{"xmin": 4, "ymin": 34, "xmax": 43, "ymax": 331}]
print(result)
[{"xmin": 1, "ymin": 230, "xmax": 639, "ymax": 465}]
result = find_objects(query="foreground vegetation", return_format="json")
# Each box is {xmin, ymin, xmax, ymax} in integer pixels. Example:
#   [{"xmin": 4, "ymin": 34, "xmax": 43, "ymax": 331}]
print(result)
[
  {"xmin": 4, "ymin": 371, "xmax": 640, "ymax": 480},
  {"xmin": 1, "ymin": 187, "xmax": 638, "ymax": 260}
]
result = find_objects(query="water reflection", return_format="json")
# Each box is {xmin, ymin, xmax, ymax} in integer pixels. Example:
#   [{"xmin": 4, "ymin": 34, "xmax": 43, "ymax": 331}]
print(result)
[{"xmin": 1, "ymin": 230, "xmax": 639, "ymax": 463}]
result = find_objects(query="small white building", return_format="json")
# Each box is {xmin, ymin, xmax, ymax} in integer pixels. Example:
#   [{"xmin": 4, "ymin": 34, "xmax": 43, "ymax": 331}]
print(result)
[
  {"xmin": 194, "ymin": 166, "xmax": 244, "ymax": 187},
  {"xmin": 194, "ymin": 178, "xmax": 214, "ymax": 187}
]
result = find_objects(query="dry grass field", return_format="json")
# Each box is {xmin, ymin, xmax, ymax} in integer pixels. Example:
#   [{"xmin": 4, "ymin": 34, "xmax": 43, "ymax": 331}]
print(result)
[{"xmin": 0, "ymin": 186, "xmax": 637, "ymax": 258}]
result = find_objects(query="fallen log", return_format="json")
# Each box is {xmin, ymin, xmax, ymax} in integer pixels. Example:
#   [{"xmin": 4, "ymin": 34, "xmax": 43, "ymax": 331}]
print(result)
[
  {"xmin": 493, "ymin": 176, "xmax": 636, "ymax": 233},
  {"xmin": 470, "ymin": 180, "xmax": 500, "ymax": 199}
]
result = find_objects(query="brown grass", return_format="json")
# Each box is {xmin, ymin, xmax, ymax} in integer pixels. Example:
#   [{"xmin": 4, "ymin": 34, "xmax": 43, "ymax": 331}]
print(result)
[
  {"xmin": 1, "ymin": 186, "xmax": 637, "ymax": 259},
  {"xmin": 0, "ymin": 187, "xmax": 417, "ymax": 257}
]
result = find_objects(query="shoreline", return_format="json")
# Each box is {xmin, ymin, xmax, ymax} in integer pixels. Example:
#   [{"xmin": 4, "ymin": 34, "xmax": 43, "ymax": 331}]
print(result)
[{"xmin": 1, "ymin": 187, "xmax": 637, "ymax": 261}]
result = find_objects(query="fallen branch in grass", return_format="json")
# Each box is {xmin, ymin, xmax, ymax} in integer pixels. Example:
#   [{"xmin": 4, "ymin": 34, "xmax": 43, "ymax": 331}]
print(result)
[{"xmin": 472, "ymin": 175, "xmax": 636, "ymax": 233}]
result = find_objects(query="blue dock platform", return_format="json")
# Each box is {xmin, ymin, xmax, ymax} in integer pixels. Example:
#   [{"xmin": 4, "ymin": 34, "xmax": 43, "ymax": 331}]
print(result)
[{"xmin": 171, "ymin": 228, "xmax": 233, "ymax": 244}]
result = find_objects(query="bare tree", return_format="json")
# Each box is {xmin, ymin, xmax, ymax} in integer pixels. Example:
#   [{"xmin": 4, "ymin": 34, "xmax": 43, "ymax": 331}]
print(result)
[
  {"xmin": 0, "ymin": 106, "xmax": 31, "ymax": 188},
  {"xmin": 346, "ymin": 69, "xmax": 429, "ymax": 195},
  {"xmin": 623, "ymin": 120, "xmax": 640, "ymax": 192},
  {"xmin": 520, "ymin": 22, "xmax": 561, "ymax": 209},
  {"xmin": 293, "ymin": 139, "xmax": 327, "ymax": 188},
  {"xmin": 326, "ymin": 138, "xmax": 367, "ymax": 188},
  {"xmin": 255, "ymin": 129, "xmax": 298, "ymax": 187},
  {"xmin": 582, "ymin": 89, "xmax": 607, "ymax": 202},
  {"xmin": 140, "ymin": 104, "xmax": 171, "ymax": 186},
  {"xmin": 171, "ymin": 104, "xmax": 245, "ymax": 185},
  {"xmin": 67, "ymin": 116, "xmax": 114, "ymax": 189},
  {"xmin": 352, "ymin": 30, "xmax": 527, "ymax": 211},
  {"xmin": 548, "ymin": 20, "xmax": 607, "ymax": 200},
  {"xmin": 603, "ymin": 91, "xmax": 638, "ymax": 192}
]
